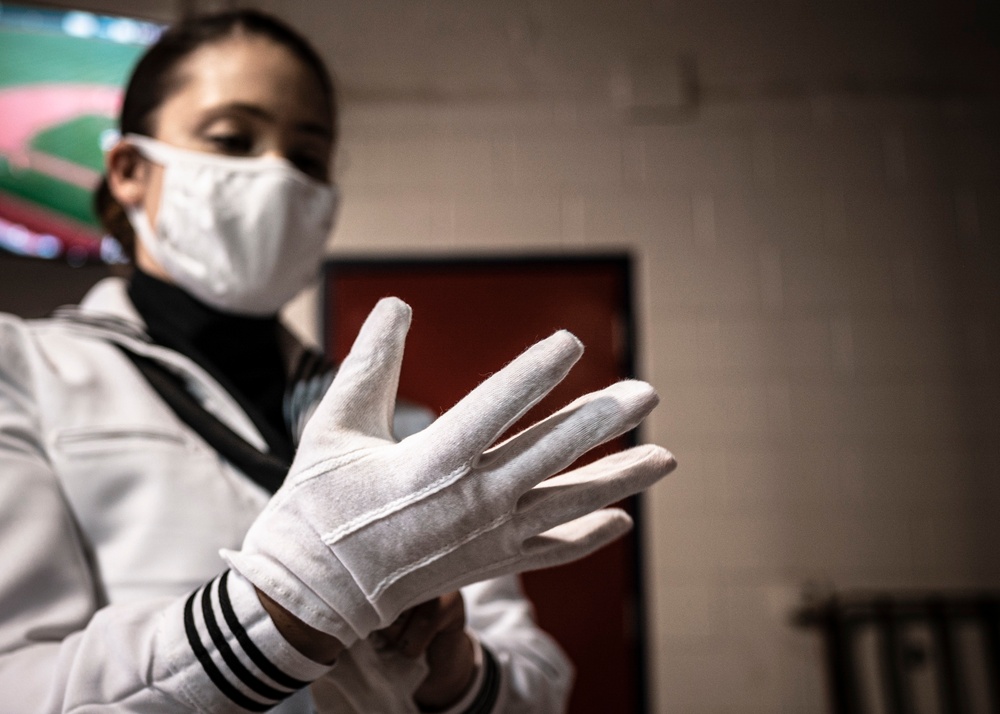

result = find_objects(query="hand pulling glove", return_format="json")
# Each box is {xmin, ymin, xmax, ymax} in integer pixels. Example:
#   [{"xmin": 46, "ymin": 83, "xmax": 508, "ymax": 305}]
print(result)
[{"xmin": 223, "ymin": 298, "xmax": 675, "ymax": 645}]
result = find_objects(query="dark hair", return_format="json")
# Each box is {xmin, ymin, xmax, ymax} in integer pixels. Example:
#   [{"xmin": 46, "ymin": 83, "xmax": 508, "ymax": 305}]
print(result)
[{"xmin": 94, "ymin": 9, "xmax": 337, "ymax": 259}]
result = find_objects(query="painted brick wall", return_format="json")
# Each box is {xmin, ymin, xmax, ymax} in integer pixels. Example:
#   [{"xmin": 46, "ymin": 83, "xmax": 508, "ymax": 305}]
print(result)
[
  {"xmin": 283, "ymin": 5, "xmax": 1000, "ymax": 710},
  {"xmin": 304, "ymin": 91, "xmax": 999, "ymax": 711}
]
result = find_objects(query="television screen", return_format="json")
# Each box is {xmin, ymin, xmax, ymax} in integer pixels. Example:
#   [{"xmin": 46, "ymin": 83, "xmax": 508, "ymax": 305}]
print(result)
[{"xmin": 0, "ymin": 3, "xmax": 162, "ymax": 263}]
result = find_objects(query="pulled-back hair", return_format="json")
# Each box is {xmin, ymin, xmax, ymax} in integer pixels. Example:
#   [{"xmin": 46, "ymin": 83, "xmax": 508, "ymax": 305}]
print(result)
[{"xmin": 94, "ymin": 9, "xmax": 337, "ymax": 259}]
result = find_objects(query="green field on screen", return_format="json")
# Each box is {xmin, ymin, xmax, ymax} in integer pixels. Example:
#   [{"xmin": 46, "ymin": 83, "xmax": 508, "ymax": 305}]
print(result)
[
  {"xmin": 0, "ymin": 29, "xmax": 140, "ymax": 87},
  {"xmin": 0, "ymin": 27, "xmax": 143, "ymax": 228}
]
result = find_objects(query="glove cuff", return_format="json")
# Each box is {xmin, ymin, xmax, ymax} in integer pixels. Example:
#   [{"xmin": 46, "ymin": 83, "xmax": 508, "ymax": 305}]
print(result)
[{"xmin": 221, "ymin": 546, "xmax": 380, "ymax": 646}]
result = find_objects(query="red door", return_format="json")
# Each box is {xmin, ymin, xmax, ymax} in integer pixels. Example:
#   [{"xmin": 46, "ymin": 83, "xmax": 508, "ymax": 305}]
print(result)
[{"xmin": 324, "ymin": 255, "xmax": 647, "ymax": 714}]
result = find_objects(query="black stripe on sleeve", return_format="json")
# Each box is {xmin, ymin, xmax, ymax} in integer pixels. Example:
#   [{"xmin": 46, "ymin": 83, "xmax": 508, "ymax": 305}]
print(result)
[
  {"xmin": 217, "ymin": 570, "xmax": 312, "ymax": 690},
  {"xmin": 183, "ymin": 587, "xmax": 272, "ymax": 712},
  {"xmin": 462, "ymin": 644, "xmax": 502, "ymax": 714},
  {"xmin": 201, "ymin": 578, "xmax": 291, "ymax": 702}
]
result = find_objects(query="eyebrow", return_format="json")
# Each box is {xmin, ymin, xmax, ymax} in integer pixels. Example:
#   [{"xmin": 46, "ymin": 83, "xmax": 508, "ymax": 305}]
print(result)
[{"xmin": 196, "ymin": 102, "xmax": 332, "ymax": 140}]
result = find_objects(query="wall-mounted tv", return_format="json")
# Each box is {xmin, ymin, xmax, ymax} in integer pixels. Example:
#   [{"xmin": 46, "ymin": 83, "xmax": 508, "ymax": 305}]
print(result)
[{"xmin": 0, "ymin": 3, "xmax": 162, "ymax": 264}]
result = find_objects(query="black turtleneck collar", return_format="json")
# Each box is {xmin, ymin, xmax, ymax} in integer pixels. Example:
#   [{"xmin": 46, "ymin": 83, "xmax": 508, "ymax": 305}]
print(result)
[{"xmin": 127, "ymin": 269, "xmax": 293, "ymax": 462}]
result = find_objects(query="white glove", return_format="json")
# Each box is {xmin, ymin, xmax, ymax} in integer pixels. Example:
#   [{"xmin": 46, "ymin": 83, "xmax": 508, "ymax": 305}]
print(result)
[{"xmin": 223, "ymin": 298, "xmax": 675, "ymax": 645}]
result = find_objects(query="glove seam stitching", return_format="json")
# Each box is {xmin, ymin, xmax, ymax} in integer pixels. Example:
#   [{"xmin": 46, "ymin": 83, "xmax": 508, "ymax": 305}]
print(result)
[
  {"xmin": 289, "ymin": 448, "xmax": 371, "ymax": 487},
  {"xmin": 321, "ymin": 462, "xmax": 471, "ymax": 545},
  {"xmin": 367, "ymin": 509, "xmax": 514, "ymax": 600}
]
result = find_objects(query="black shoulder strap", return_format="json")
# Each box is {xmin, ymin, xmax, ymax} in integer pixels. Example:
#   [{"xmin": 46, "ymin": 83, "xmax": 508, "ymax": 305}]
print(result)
[{"xmin": 116, "ymin": 346, "xmax": 290, "ymax": 494}]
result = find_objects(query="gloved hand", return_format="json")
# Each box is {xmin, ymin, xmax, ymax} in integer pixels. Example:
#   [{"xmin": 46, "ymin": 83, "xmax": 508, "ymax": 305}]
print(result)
[{"xmin": 223, "ymin": 298, "xmax": 675, "ymax": 646}]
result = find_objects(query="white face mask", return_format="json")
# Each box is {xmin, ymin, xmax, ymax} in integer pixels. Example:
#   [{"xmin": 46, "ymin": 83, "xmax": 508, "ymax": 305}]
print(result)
[{"xmin": 122, "ymin": 134, "xmax": 339, "ymax": 316}]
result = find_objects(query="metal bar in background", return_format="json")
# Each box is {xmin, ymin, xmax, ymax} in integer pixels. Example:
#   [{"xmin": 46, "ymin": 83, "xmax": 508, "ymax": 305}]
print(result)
[
  {"xmin": 875, "ymin": 598, "xmax": 911, "ymax": 714},
  {"xmin": 819, "ymin": 599, "xmax": 863, "ymax": 714},
  {"xmin": 797, "ymin": 592, "xmax": 1000, "ymax": 714},
  {"xmin": 981, "ymin": 599, "xmax": 1000, "ymax": 714},
  {"xmin": 928, "ymin": 596, "xmax": 964, "ymax": 714}
]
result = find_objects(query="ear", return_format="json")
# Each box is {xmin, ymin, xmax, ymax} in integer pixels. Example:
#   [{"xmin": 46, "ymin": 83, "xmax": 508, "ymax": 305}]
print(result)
[{"xmin": 105, "ymin": 142, "xmax": 152, "ymax": 209}]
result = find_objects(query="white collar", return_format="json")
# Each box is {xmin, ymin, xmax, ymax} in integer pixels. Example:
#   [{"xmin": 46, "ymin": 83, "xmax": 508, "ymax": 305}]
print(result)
[{"xmin": 77, "ymin": 276, "xmax": 146, "ymax": 328}]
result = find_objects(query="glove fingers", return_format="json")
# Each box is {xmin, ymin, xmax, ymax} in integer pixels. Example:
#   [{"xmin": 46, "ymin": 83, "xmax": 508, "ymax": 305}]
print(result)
[
  {"xmin": 312, "ymin": 297, "xmax": 411, "ymax": 439},
  {"xmin": 478, "ymin": 380, "xmax": 659, "ymax": 491},
  {"xmin": 378, "ymin": 508, "xmax": 635, "ymax": 613},
  {"xmin": 518, "ymin": 508, "xmax": 634, "ymax": 571},
  {"xmin": 514, "ymin": 444, "xmax": 675, "ymax": 532},
  {"xmin": 421, "ymin": 330, "xmax": 583, "ymax": 462}
]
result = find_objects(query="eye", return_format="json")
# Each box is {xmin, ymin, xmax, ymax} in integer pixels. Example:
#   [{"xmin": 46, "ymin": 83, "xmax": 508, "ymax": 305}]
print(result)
[
  {"xmin": 206, "ymin": 133, "xmax": 254, "ymax": 155},
  {"xmin": 289, "ymin": 152, "xmax": 329, "ymax": 181}
]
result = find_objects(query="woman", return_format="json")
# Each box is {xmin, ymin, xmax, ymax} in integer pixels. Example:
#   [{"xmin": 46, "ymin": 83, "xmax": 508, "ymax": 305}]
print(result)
[{"xmin": 0, "ymin": 9, "xmax": 673, "ymax": 714}]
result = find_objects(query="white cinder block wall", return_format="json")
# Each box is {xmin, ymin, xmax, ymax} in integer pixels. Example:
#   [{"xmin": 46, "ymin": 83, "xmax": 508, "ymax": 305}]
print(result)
[
  {"xmin": 308, "ymin": 101, "xmax": 1000, "ymax": 710},
  {"xmin": 28, "ymin": 0, "xmax": 1000, "ymax": 710},
  {"xmin": 280, "ymin": 4, "xmax": 1000, "ymax": 712},
  {"xmin": 270, "ymin": 1, "xmax": 1000, "ymax": 714},
  {"xmin": 290, "ymin": 4, "xmax": 999, "ymax": 713}
]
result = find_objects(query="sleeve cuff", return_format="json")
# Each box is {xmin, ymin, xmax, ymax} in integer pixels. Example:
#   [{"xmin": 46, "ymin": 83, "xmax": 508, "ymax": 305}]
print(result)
[
  {"xmin": 167, "ymin": 570, "xmax": 333, "ymax": 712},
  {"xmin": 431, "ymin": 632, "xmax": 502, "ymax": 714}
]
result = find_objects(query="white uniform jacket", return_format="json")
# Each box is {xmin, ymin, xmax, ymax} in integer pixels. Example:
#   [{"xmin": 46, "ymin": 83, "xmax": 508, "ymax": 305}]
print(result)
[{"xmin": 0, "ymin": 278, "xmax": 573, "ymax": 713}]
